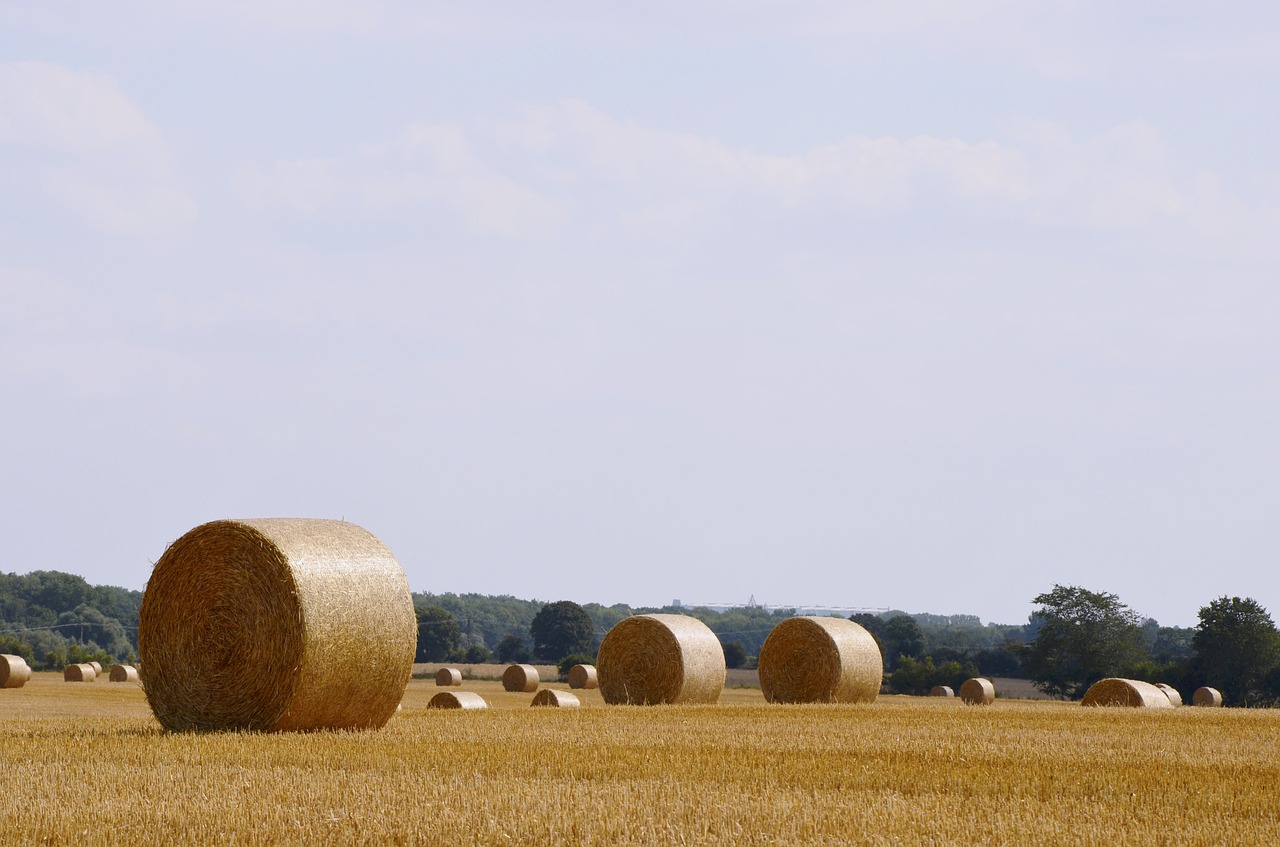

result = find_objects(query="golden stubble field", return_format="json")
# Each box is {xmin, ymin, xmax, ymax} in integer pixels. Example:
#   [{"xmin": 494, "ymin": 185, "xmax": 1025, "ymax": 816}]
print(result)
[{"xmin": 2, "ymin": 674, "xmax": 1277, "ymax": 846}]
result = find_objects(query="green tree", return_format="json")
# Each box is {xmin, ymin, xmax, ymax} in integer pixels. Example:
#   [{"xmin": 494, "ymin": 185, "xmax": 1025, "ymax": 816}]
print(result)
[
  {"xmin": 1026, "ymin": 585, "xmax": 1146, "ymax": 699},
  {"xmin": 1192, "ymin": 596, "xmax": 1280, "ymax": 706},
  {"xmin": 415, "ymin": 606, "xmax": 463, "ymax": 662},
  {"xmin": 849, "ymin": 613, "xmax": 885, "ymax": 641},
  {"xmin": 888, "ymin": 655, "xmax": 979, "ymax": 695},
  {"xmin": 880, "ymin": 615, "xmax": 925, "ymax": 672},
  {"xmin": 495, "ymin": 634, "xmax": 531, "ymax": 664},
  {"xmin": 530, "ymin": 600, "xmax": 594, "ymax": 662},
  {"xmin": 722, "ymin": 641, "xmax": 747, "ymax": 669}
]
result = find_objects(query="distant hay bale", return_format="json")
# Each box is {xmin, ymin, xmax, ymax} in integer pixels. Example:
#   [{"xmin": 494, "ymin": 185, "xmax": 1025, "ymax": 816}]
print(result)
[
  {"xmin": 64, "ymin": 663, "xmax": 96, "ymax": 682},
  {"xmin": 959, "ymin": 677, "xmax": 995, "ymax": 705},
  {"xmin": 567, "ymin": 664, "xmax": 598, "ymax": 690},
  {"xmin": 428, "ymin": 691, "xmax": 488, "ymax": 710},
  {"xmin": 1, "ymin": 654, "xmax": 32, "ymax": 689},
  {"xmin": 435, "ymin": 668, "xmax": 463, "ymax": 687},
  {"xmin": 757, "ymin": 616, "xmax": 882, "ymax": 704},
  {"xmin": 1081, "ymin": 678, "xmax": 1175, "ymax": 708},
  {"xmin": 531, "ymin": 689, "xmax": 580, "ymax": 708},
  {"xmin": 502, "ymin": 664, "xmax": 539, "ymax": 693},
  {"xmin": 597, "ymin": 614, "xmax": 725, "ymax": 705},
  {"xmin": 1155, "ymin": 683, "xmax": 1183, "ymax": 706},
  {"xmin": 137, "ymin": 518, "xmax": 417, "ymax": 732},
  {"xmin": 109, "ymin": 664, "xmax": 140, "ymax": 683},
  {"xmin": 1192, "ymin": 686, "xmax": 1223, "ymax": 708},
  {"xmin": 89, "ymin": 661, "xmax": 103, "ymax": 676},
  {"xmin": 929, "ymin": 685, "xmax": 954, "ymax": 698}
]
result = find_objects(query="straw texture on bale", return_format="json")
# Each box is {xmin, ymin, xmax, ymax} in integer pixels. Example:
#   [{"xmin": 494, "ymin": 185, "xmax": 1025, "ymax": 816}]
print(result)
[
  {"xmin": 502, "ymin": 664, "xmax": 539, "ymax": 693},
  {"xmin": 1155, "ymin": 683, "xmax": 1183, "ymax": 706},
  {"xmin": 435, "ymin": 668, "xmax": 462, "ymax": 687},
  {"xmin": 531, "ymin": 689, "xmax": 580, "ymax": 708},
  {"xmin": 567, "ymin": 663, "xmax": 598, "ymax": 690},
  {"xmin": 929, "ymin": 685, "xmax": 954, "ymax": 697},
  {"xmin": 960, "ymin": 677, "xmax": 995, "ymax": 705},
  {"xmin": 109, "ymin": 664, "xmax": 140, "ymax": 683},
  {"xmin": 1193, "ymin": 686, "xmax": 1223, "ymax": 707},
  {"xmin": 1081, "ymin": 678, "xmax": 1175, "ymax": 708},
  {"xmin": 428, "ymin": 691, "xmax": 488, "ymax": 710},
  {"xmin": 757, "ymin": 616, "xmax": 882, "ymax": 704},
  {"xmin": 88, "ymin": 661, "xmax": 103, "ymax": 676},
  {"xmin": 64, "ymin": 663, "xmax": 95, "ymax": 682},
  {"xmin": 597, "ymin": 614, "xmax": 726, "ymax": 705},
  {"xmin": 138, "ymin": 518, "xmax": 417, "ymax": 732},
  {"xmin": 1, "ymin": 654, "xmax": 32, "ymax": 688}
]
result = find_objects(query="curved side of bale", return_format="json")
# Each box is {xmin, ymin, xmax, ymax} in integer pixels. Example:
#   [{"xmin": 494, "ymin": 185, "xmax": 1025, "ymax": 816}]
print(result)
[
  {"xmin": 89, "ymin": 661, "xmax": 103, "ymax": 676},
  {"xmin": 1155, "ymin": 683, "xmax": 1183, "ymax": 706},
  {"xmin": 1, "ymin": 655, "xmax": 32, "ymax": 689},
  {"xmin": 929, "ymin": 685, "xmax": 954, "ymax": 697},
  {"xmin": 428, "ymin": 691, "xmax": 488, "ymax": 710},
  {"xmin": 64, "ymin": 663, "xmax": 96, "ymax": 682},
  {"xmin": 959, "ymin": 677, "xmax": 995, "ymax": 705},
  {"xmin": 502, "ymin": 664, "xmax": 540, "ymax": 693},
  {"xmin": 596, "ymin": 614, "xmax": 725, "ymax": 705},
  {"xmin": 567, "ymin": 664, "xmax": 598, "ymax": 690},
  {"xmin": 138, "ymin": 518, "xmax": 417, "ymax": 732},
  {"xmin": 1192, "ymin": 686, "xmax": 1223, "ymax": 707},
  {"xmin": 1081, "ymin": 678, "xmax": 1174, "ymax": 708},
  {"xmin": 109, "ymin": 665, "xmax": 140, "ymax": 683},
  {"xmin": 531, "ymin": 689, "xmax": 580, "ymax": 708},
  {"xmin": 757, "ymin": 616, "xmax": 882, "ymax": 704},
  {"xmin": 435, "ymin": 668, "xmax": 462, "ymax": 687}
]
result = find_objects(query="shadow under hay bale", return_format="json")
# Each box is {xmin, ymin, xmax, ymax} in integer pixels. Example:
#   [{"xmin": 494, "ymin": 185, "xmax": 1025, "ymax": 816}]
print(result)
[
  {"xmin": 428, "ymin": 691, "xmax": 488, "ymax": 710},
  {"xmin": 929, "ymin": 685, "xmax": 954, "ymax": 698},
  {"xmin": 597, "ymin": 614, "xmax": 725, "ymax": 705},
  {"xmin": 1, "ymin": 655, "xmax": 32, "ymax": 689},
  {"xmin": 64, "ymin": 663, "xmax": 96, "ymax": 682},
  {"xmin": 757, "ymin": 616, "xmax": 882, "ymax": 704},
  {"xmin": 568, "ymin": 664, "xmax": 598, "ymax": 690},
  {"xmin": 1155, "ymin": 683, "xmax": 1182, "ymax": 706},
  {"xmin": 960, "ymin": 677, "xmax": 995, "ymax": 705},
  {"xmin": 109, "ymin": 664, "xmax": 140, "ymax": 683},
  {"xmin": 1192, "ymin": 686, "xmax": 1223, "ymax": 707},
  {"xmin": 531, "ymin": 689, "xmax": 580, "ymax": 708},
  {"xmin": 502, "ymin": 664, "xmax": 539, "ymax": 693},
  {"xmin": 435, "ymin": 668, "xmax": 462, "ymax": 687},
  {"xmin": 1081, "ymin": 678, "xmax": 1174, "ymax": 708},
  {"xmin": 138, "ymin": 518, "xmax": 417, "ymax": 732}
]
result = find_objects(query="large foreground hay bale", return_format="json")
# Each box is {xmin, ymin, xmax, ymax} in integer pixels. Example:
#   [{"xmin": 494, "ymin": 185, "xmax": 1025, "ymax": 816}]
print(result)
[
  {"xmin": 1, "ymin": 655, "xmax": 32, "ymax": 689},
  {"xmin": 959, "ymin": 677, "xmax": 995, "ymax": 705},
  {"xmin": 531, "ymin": 689, "xmax": 580, "ymax": 708},
  {"xmin": 929, "ymin": 685, "xmax": 954, "ymax": 698},
  {"xmin": 1081, "ymin": 678, "xmax": 1174, "ymax": 708},
  {"xmin": 568, "ymin": 664, "xmax": 598, "ymax": 690},
  {"xmin": 1192, "ymin": 686, "xmax": 1223, "ymax": 707},
  {"xmin": 64, "ymin": 663, "xmax": 96, "ymax": 682},
  {"xmin": 1155, "ymin": 683, "xmax": 1182, "ymax": 706},
  {"xmin": 597, "ymin": 614, "xmax": 725, "ymax": 705},
  {"xmin": 757, "ymin": 616, "xmax": 882, "ymax": 704},
  {"xmin": 138, "ymin": 518, "xmax": 416, "ymax": 732},
  {"xmin": 435, "ymin": 668, "xmax": 462, "ymax": 687},
  {"xmin": 109, "ymin": 664, "xmax": 140, "ymax": 683},
  {"xmin": 502, "ymin": 664, "xmax": 540, "ymax": 692},
  {"xmin": 428, "ymin": 691, "xmax": 488, "ymax": 710}
]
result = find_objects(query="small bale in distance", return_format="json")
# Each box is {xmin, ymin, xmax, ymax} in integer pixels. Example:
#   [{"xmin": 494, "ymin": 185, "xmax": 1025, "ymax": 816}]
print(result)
[
  {"xmin": 757, "ymin": 616, "xmax": 882, "ymax": 704},
  {"xmin": 597, "ymin": 614, "xmax": 725, "ymax": 705},
  {"xmin": 568, "ymin": 664, "xmax": 598, "ymax": 690},
  {"xmin": 435, "ymin": 668, "xmax": 462, "ymax": 687},
  {"xmin": 64, "ymin": 663, "xmax": 96, "ymax": 682},
  {"xmin": 88, "ymin": 661, "xmax": 103, "ymax": 676},
  {"xmin": 109, "ymin": 664, "xmax": 140, "ymax": 683},
  {"xmin": 1155, "ymin": 683, "xmax": 1182, "ymax": 706},
  {"xmin": 428, "ymin": 691, "xmax": 488, "ymax": 710},
  {"xmin": 959, "ymin": 677, "xmax": 996, "ymax": 705},
  {"xmin": 531, "ymin": 689, "xmax": 580, "ymax": 708},
  {"xmin": 502, "ymin": 664, "xmax": 539, "ymax": 693},
  {"xmin": 1192, "ymin": 686, "xmax": 1223, "ymax": 708},
  {"xmin": 1, "ymin": 655, "xmax": 32, "ymax": 689},
  {"xmin": 929, "ymin": 685, "xmax": 954, "ymax": 698},
  {"xmin": 1081, "ymin": 678, "xmax": 1174, "ymax": 708}
]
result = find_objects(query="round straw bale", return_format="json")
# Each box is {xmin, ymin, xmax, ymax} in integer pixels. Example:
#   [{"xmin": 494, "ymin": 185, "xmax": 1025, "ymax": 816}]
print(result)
[
  {"xmin": 1081, "ymin": 678, "xmax": 1175, "ymax": 708},
  {"xmin": 531, "ymin": 689, "xmax": 580, "ymax": 708},
  {"xmin": 567, "ymin": 663, "xmax": 598, "ymax": 690},
  {"xmin": 435, "ymin": 668, "xmax": 463, "ymax": 687},
  {"xmin": 959, "ymin": 677, "xmax": 995, "ymax": 705},
  {"xmin": 1192, "ymin": 686, "xmax": 1223, "ymax": 707},
  {"xmin": 138, "ymin": 518, "xmax": 417, "ymax": 732},
  {"xmin": 502, "ymin": 664, "xmax": 539, "ymax": 693},
  {"xmin": 597, "ymin": 614, "xmax": 725, "ymax": 705},
  {"xmin": 88, "ymin": 661, "xmax": 103, "ymax": 676},
  {"xmin": 1, "ymin": 655, "xmax": 32, "ymax": 689},
  {"xmin": 929, "ymin": 685, "xmax": 954, "ymax": 698},
  {"xmin": 757, "ymin": 616, "xmax": 882, "ymax": 704},
  {"xmin": 64, "ymin": 663, "xmax": 96, "ymax": 682},
  {"xmin": 1155, "ymin": 683, "xmax": 1182, "ymax": 706},
  {"xmin": 109, "ymin": 664, "xmax": 140, "ymax": 683},
  {"xmin": 428, "ymin": 691, "xmax": 488, "ymax": 710}
]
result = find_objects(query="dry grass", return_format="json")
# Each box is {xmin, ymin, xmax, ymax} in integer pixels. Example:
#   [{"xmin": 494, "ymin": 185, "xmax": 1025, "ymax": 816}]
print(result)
[{"xmin": 2, "ymin": 673, "xmax": 1278, "ymax": 845}]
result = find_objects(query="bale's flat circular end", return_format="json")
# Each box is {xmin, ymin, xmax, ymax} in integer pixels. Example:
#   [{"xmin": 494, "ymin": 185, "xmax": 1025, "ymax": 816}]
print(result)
[
  {"xmin": 109, "ymin": 664, "xmax": 139, "ymax": 683},
  {"xmin": 1192, "ymin": 686, "xmax": 1223, "ymax": 707},
  {"xmin": 597, "ymin": 614, "xmax": 725, "ymax": 705},
  {"xmin": 435, "ymin": 668, "xmax": 463, "ymax": 687},
  {"xmin": 531, "ymin": 689, "xmax": 580, "ymax": 708},
  {"xmin": 502, "ymin": 664, "xmax": 539, "ymax": 692},
  {"xmin": 959, "ymin": 677, "xmax": 995, "ymax": 705},
  {"xmin": 929, "ymin": 685, "xmax": 954, "ymax": 697},
  {"xmin": 758, "ymin": 617, "xmax": 882, "ymax": 704},
  {"xmin": 567, "ymin": 664, "xmax": 598, "ymax": 690},
  {"xmin": 1155, "ymin": 683, "xmax": 1182, "ymax": 706},
  {"xmin": 428, "ymin": 691, "xmax": 488, "ymax": 710},
  {"xmin": 1081, "ymin": 678, "xmax": 1174, "ymax": 708},
  {"xmin": 0, "ymin": 655, "xmax": 32, "ymax": 689},
  {"xmin": 63, "ymin": 663, "xmax": 95, "ymax": 682}
]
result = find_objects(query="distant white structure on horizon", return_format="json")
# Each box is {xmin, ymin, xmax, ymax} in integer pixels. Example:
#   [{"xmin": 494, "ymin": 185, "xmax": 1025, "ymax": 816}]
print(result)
[{"xmin": 675, "ymin": 595, "xmax": 889, "ymax": 616}]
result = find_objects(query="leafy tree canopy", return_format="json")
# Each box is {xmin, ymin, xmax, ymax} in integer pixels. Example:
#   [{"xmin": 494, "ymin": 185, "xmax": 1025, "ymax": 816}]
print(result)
[
  {"xmin": 530, "ymin": 600, "xmax": 595, "ymax": 662},
  {"xmin": 1193, "ymin": 596, "xmax": 1280, "ymax": 706},
  {"xmin": 1026, "ymin": 584, "xmax": 1145, "ymax": 699}
]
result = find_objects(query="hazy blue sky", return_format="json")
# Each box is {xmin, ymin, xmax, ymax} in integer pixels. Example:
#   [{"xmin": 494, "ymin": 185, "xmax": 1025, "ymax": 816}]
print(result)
[{"xmin": 3, "ymin": 2, "xmax": 1278, "ymax": 626}]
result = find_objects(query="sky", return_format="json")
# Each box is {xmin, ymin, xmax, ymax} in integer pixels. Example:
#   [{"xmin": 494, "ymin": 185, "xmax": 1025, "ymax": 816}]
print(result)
[{"xmin": 2, "ymin": 2, "xmax": 1278, "ymax": 627}]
